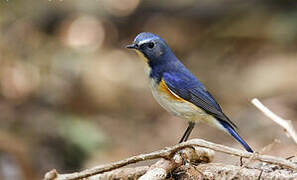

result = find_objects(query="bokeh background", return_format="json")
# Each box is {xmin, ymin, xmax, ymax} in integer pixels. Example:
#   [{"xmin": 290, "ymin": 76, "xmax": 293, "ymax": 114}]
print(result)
[{"xmin": 0, "ymin": 0, "xmax": 297, "ymax": 179}]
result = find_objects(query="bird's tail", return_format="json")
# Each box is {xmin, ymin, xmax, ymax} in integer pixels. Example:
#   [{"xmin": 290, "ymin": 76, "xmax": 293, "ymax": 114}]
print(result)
[{"xmin": 219, "ymin": 120, "xmax": 253, "ymax": 153}]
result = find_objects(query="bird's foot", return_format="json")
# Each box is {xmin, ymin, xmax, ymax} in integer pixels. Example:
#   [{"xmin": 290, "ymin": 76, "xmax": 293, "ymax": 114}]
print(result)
[
  {"xmin": 178, "ymin": 150, "xmax": 189, "ymax": 165},
  {"xmin": 240, "ymin": 157, "xmax": 244, "ymax": 166}
]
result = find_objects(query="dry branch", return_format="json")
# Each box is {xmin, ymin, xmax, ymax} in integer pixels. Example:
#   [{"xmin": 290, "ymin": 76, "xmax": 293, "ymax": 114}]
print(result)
[
  {"xmin": 139, "ymin": 147, "xmax": 214, "ymax": 180},
  {"xmin": 44, "ymin": 139, "xmax": 297, "ymax": 180},
  {"xmin": 49, "ymin": 162, "xmax": 297, "ymax": 180},
  {"xmin": 175, "ymin": 163, "xmax": 297, "ymax": 179},
  {"xmin": 88, "ymin": 166, "xmax": 149, "ymax": 180},
  {"xmin": 251, "ymin": 98, "xmax": 297, "ymax": 144}
]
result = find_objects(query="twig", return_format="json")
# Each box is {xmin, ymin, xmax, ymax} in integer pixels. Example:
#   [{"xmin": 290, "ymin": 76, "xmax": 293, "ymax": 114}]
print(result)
[
  {"xmin": 138, "ymin": 158, "xmax": 177, "ymax": 180},
  {"xmin": 257, "ymin": 169, "xmax": 264, "ymax": 180},
  {"xmin": 50, "ymin": 162, "xmax": 297, "ymax": 180},
  {"xmin": 196, "ymin": 163, "xmax": 296, "ymax": 179},
  {"xmin": 88, "ymin": 166, "xmax": 148, "ymax": 180},
  {"xmin": 139, "ymin": 147, "xmax": 214, "ymax": 180},
  {"xmin": 44, "ymin": 139, "xmax": 297, "ymax": 180},
  {"xmin": 251, "ymin": 98, "xmax": 297, "ymax": 144},
  {"xmin": 230, "ymin": 139, "xmax": 280, "ymax": 179}
]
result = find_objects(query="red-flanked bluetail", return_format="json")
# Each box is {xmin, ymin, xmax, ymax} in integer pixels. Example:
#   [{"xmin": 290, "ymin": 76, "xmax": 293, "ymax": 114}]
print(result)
[{"xmin": 126, "ymin": 32, "xmax": 253, "ymax": 153}]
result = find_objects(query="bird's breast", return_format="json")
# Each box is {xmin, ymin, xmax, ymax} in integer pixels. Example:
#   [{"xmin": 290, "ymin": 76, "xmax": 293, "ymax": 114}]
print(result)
[{"xmin": 149, "ymin": 78, "xmax": 209, "ymax": 122}]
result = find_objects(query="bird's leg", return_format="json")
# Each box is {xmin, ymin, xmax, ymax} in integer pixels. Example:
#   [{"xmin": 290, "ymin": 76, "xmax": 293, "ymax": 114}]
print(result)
[
  {"xmin": 183, "ymin": 123, "xmax": 195, "ymax": 142},
  {"xmin": 178, "ymin": 122, "xmax": 195, "ymax": 165},
  {"xmin": 179, "ymin": 122, "xmax": 195, "ymax": 143}
]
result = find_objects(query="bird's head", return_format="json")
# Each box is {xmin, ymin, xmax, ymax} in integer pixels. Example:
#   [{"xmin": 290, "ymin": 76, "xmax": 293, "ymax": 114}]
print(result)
[{"xmin": 126, "ymin": 32, "xmax": 171, "ymax": 65}]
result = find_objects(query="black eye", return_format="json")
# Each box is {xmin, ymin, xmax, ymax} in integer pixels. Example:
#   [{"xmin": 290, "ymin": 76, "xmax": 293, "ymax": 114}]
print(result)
[{"xmin": 147, "ymin": 42, "xmax": 155, "ymax": 49}]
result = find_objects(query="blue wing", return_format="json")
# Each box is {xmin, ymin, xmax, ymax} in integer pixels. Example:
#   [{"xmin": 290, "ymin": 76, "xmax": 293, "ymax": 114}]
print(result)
[
  {"xmin": 163, "ymin": 72, "xmax": 254, "ymax": 152},
  {"xmin": 163, "ymin": 72, "xmax": 237, "ymax": 129}
]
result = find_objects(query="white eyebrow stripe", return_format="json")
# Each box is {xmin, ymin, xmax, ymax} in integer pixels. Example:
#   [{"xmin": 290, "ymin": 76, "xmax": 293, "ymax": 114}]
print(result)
[{"xmin": 138, "ymin": 38, "xmax": 154, "ymax": 45}]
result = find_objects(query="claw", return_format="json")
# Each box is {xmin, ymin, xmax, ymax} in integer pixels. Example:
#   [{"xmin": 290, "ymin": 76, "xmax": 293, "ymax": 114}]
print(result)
[{"xmin": 178, "ymin": 150, "xmax": 188, "ymax": 165}]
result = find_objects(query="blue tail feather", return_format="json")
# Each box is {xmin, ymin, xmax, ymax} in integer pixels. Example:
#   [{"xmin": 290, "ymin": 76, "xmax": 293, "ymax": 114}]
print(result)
[{"xmin": 219, "ymin": 120, "xmax": 253, "ymax": 153}]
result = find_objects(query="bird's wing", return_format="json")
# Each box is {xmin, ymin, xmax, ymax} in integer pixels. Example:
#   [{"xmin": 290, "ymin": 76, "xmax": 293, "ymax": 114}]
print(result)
[{"xmin": 163, "ymin": 72, "xmax": 237, "ymax": 129}]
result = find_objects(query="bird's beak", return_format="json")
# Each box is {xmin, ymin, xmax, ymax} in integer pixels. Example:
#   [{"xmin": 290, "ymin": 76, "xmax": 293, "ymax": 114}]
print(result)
[{"xmin": 126, "ymin": 43, "xmax": 137, "ymax": 49}]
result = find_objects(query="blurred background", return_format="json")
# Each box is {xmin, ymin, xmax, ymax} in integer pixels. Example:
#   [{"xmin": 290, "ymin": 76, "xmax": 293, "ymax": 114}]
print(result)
[{"xmin": 0, "ymin": 0, "xmax": 297, "ymax": 179}]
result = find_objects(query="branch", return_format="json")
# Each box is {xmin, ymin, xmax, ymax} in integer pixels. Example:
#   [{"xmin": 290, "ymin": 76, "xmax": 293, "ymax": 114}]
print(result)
[
  {"xmin": 88, "ymin": 166, "xmax": 148, "ymax": 180},
  {"xmin": 44, "ymin": 139, "xmax": 297, "ymax": 180},
  {"xmin": 174, "ymin": 163, "xmax": 297, "ymax": 179},
  {"xmin": 251, "ymin": 98, "xmax": 297, "ymax": 144},
  {"xmin": 45, "ymin": 162, "xmax": 297, "ymax": 180},
  {"xmin": 139, "ymin": 147, "xmax": 214, "ymax": 180}
]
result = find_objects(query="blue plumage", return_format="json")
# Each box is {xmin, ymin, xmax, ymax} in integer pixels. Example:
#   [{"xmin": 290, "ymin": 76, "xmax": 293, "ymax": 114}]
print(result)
[
  {"xmin": 219, "ymin": 120, "xmax": 253, "ymax": 152},
  {"xmin": 127, "ymin": 32, "xmax": 253, "ymax": 153}
]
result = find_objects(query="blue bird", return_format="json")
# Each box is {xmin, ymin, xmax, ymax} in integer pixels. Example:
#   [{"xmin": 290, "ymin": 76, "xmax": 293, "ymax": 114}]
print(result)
[{"xmin": 126, "ymin": 32, "xmax": 253, "ymax": 153}]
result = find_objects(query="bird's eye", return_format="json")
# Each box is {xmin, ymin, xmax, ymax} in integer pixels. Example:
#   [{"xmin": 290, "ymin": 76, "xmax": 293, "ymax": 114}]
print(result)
[{"xmin": 147, "ymin": 42, "xmax": 155, "ymax": 49}]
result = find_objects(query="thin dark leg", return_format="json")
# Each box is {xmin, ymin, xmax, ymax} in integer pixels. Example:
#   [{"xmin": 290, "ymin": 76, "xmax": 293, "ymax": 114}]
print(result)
[
  {"xmin": 183, "ymin": 124, "xmax": 194, "ymax": 142},
  {"xmin": 179, "ymin": 122, "xmax": 195, "ymax": 143}
]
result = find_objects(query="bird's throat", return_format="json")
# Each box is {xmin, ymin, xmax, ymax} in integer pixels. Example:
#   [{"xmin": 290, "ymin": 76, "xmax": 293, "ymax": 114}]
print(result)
[{"xmin": 135, "ymin": 51, "xmax": 149, "ymax": 63}]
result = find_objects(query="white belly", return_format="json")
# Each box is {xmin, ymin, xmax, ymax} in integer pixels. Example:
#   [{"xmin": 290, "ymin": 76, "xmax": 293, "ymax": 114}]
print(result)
[{"xmin": 149, "ymin": 78, "xmax": 216, "ymax": 124}]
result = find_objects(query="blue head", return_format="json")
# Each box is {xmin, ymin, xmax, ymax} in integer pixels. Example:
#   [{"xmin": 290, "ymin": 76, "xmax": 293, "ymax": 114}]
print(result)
[
  {"xmin": 126, "ymin": 32, "xmax": 175, "ymax": 66},
  {"xmin": 126, "ymin": 32, "xmax": 182, "ymax": 81}
]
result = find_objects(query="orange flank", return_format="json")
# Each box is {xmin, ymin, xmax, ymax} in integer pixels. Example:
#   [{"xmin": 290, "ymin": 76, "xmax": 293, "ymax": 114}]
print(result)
[{"xmin": 158, "ymin": 79, "xmax": 185, "ymax": 101}]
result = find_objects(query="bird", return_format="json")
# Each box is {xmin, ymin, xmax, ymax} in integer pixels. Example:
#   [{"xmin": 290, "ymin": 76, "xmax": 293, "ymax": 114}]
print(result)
[{"xmin": 126, "ymin": 32, "xmax": 253, "ymax": 153}]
